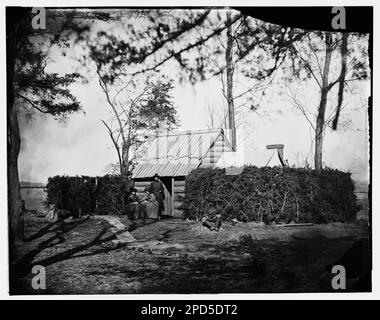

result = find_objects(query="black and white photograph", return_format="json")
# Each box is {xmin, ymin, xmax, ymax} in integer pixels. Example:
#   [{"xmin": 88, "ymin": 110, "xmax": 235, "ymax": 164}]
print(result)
[{"xmin": 3, "ymin": 3, "xmax": 373, "ymax": 298}]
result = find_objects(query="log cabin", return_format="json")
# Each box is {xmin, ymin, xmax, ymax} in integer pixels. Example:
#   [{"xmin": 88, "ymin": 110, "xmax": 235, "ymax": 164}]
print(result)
[{"xmin": 132, "ymin": 128, "xmax": 233, "ymax": 218}]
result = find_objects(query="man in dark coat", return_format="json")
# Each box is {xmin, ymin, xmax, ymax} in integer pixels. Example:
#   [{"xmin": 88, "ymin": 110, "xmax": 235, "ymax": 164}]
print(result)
[
  {"xmin": 122, "ymin": 170, "xmax": 135, "ymax": 205},
  {"xmin": 201, "ymin": 209, "xmax": 222, "ymax": 231},
  {"xmin": 149, "ymin": 173, "xmax": 165, "ymax": 219}
]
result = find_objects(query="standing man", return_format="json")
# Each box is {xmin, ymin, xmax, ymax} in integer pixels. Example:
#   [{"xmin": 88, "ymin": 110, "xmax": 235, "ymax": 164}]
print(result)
[{"xmin": 149, "ymin": 173, "xmax": 165, "ymax": 219}]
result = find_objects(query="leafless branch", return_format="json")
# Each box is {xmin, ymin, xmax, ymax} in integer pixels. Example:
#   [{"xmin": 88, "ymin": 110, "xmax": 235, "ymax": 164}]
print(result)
[
  {"xmin": 286, "ymin": 88, "xmax": 316, "ymax": 132},
  {"xmin": 17, "ymin": 94, "xmax": 49, "ymax": 113},
  {"xmin": 137, "ymin": 10, "xmax": 212, "ymax": 64},
  {"xmin": 97, "ymin": 71, "xmax": 127, "ymax": 145},
  {"xmin": 294, "ymin": 43, "xmax": 322, "ymax": 89},
  {"xmin": 101, "ymin": 119, "xmax": 122, "ymax": 172},
  {"xmin": 128, "ymin": 14, "xmax": 243, "ymax": 76}
]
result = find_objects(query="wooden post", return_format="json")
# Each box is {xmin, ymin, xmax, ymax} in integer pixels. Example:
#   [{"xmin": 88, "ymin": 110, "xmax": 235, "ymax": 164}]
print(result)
[
  {"xmin": 187, "ymin": 132, "xmax": 192, "ymax": 161},
  {"xmin": 171, "ymin": 177, "xmax": 175, "ymax": 216},
  {"xmin": 198, "ymin": 136, "xmax": 202, "ymax": 160},
  {"xmin": 266, "ymin": 144, "xmax": 285, "ymax": 167},
  {"xmin": 166, "ymin": 128, "xmax": 169, "ymax": 161},
  {"xmin": 156, "ymin": 136, "xmax": 159, "ymax": 161}
]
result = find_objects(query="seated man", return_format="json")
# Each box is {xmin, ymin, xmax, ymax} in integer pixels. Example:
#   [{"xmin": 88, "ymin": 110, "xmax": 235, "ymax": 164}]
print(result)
[
  {"xmin": 201, "ymin": 209, "xmax": 222, "ymax": 231},
  {"xmin": 123, "ymin": 188, "xmax": 144, "ymax": 220}
]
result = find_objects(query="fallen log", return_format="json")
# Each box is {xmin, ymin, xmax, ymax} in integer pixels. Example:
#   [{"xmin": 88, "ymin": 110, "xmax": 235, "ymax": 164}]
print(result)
[{"xmin": 274, "ymin": 223, "xmax": 314, "ymax": 227}]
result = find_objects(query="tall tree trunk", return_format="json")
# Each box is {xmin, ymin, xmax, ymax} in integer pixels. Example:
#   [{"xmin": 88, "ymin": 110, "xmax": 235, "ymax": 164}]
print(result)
[
  {"xmin": 332, "ymin": 33, "xmax": 348, "ymax": 130},
  {"xmin": 101, "ymin": 120, "xmax": 123, "ymax": 175},
  {"xmin": 121, "ymin": 142, "xmax": 130, "ymax": 176},
  {"xmin": 315, "ymin": 33, "xmax": 333, "ymax": 174},
  {"xmin": 225, "ymin": 11, "xmax": 237, "ymax": 151},
  {"xmin": 121, "ymin": 119, "xmax": 133, "ymax": 176},
  {"xmin": 7, "ymin": 17, "xmax": 23, "ymax": 247},
  {"xmin": 8, "ymin": 104, "xmax": 23, "ymax": 246}
]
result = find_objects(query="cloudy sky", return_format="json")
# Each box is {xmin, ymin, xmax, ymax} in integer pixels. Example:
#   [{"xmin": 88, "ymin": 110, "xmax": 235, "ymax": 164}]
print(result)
[{"xmin": 18, "ymin": 9, "xmax": 370, "ymax": 184}]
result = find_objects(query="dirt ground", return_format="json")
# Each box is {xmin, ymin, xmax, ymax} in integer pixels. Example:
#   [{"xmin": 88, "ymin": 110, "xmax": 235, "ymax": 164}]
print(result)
[{"xmin": 10, "ymin": 211, "xmax": 370, "ymax": 294}]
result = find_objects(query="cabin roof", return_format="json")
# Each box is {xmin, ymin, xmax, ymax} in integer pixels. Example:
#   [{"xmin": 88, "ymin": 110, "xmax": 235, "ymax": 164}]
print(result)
[
  {"xmin": 133, "ymin": 128, "xmax": 232, "ymax": 178},
  {"xmin": 133, "ymin": 162, "xmax": 199, "ymax": 179}
]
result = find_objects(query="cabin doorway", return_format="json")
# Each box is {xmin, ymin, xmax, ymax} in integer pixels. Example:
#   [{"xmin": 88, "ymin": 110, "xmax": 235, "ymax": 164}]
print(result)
[{"xmin": 159, "ymin": 177, "xmax": 173, "ymax": 217}]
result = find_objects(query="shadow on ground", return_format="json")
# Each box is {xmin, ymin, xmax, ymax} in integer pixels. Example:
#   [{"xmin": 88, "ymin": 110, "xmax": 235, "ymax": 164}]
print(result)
[{"xmin": 10, "ymin": 212, "xmax": 370, "ymax": 294}]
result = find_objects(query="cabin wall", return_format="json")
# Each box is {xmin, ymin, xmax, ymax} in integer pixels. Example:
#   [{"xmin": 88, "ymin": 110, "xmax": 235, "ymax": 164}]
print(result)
[
  {"xmin": 132, "ymin": 132, "xmax": 232, "ymax": 217},
  {"xmin": 134, "ymin": 180, "xmax": 152, "ymax": 198},
  {"xmin": 172, "ymin": 177, "xmax": 186, "ymax": 218},
  {"xmin": 134, "ymin": 178, "xmax": 186, "ymax": 218}
]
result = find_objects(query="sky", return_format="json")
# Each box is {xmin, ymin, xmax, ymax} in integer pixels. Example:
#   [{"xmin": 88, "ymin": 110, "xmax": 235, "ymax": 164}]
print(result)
[{"xmin": 17, "ymin": 9, "xmax": 370, "ymax": 185}]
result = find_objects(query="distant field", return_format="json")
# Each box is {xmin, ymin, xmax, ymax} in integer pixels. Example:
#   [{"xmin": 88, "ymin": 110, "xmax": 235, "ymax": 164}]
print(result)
[{"xmin": 20, "ymin": 182, "xmax": 46, "ymax": 211}]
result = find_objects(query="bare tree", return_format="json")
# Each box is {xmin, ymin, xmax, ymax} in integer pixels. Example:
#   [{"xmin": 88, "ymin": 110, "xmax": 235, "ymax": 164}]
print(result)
[
  {"xmin": 314, "ymin": 33, "xmax": 334, "ymax": 173},
  {"xmin": 332, "ymin": 32, "xmax": 348, "ymax": 130},
  {"xmin": 85, "ymin": 9, "xmax": 305, "ymax": 154},
  {"xmin": 225, "ymin": 11, "xmax": 237, "ymax": 151},
  {"xmin": 287, "ymin": 31, "xmax": 369, "ymax": 173},
  {"xmin": 204, "ymin": 11, "xmax": 284, "ymax": 151},
  {"xmin": 97, "ymin": 74, "xmax": 178, "ymax": 175},
  {"xmin": 205, "ymin": 103, "xmax": 228, "ymax": 130}
]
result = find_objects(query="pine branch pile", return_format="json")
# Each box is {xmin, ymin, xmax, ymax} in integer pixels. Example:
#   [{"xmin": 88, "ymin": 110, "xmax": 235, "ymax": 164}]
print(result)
[
  {"xmin": 45, "ymin": 175, "xmax": 127, "ymax": 216},
  {"xmin": 183, "ymin": 166, "xmax": 359, "ymax": 224}
]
